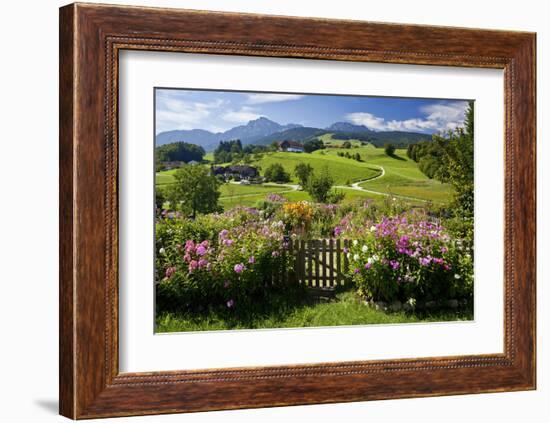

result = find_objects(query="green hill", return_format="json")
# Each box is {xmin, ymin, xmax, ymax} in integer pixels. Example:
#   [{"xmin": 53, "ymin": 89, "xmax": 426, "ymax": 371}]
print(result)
[
  {"xmin": 316, "ymin": 146, "xmax": 452, "ymax": 202},
  {"xmin": 249, "ymin": 151, "xmax": 381, "ymax": 185},
  {"xmin": 155, "ymin": 146, "xmax": 453, "ymax": 207}
]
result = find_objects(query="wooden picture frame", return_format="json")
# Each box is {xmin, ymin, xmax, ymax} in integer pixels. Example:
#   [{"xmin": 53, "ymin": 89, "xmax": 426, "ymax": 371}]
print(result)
[{"xmin": 59, "ymin": 2, "xmax": 536, "ymax": 419}]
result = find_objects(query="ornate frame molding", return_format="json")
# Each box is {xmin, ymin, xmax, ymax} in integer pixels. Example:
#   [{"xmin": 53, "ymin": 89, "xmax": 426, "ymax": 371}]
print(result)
[{"xmin": 60, "ymin": 3, "xmax": 535, "ymax": 419}]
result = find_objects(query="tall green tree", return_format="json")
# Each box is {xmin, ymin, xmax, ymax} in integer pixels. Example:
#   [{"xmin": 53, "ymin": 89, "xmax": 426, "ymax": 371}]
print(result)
[
  {"xmin": 263, "ymin": 163, "xmax": 290, "ymax": 183},
  {"xmin": 384, "ymin": 143, "xmax": 396, "ymax": 156},
  {"xmin": 155, "ymin": 142, "xmax": 205, "ymax": 170},
  {"xmin": 435, "ymin": 101, "xmax": 474, "ymax": 216},
  {"xmin": 414, "ymin": 101, "xmax": 474, "ymax": 217},
  {"xmin": 168, "ymin": 165, "xmax": 221, "ymax": 218},
  {"xmin": 294, "ymin": 162, "xmax": 313, "ymax": 187},
  {"xmin": 305, "ymin": 165, "xmax": 344, "ymax": 203}
]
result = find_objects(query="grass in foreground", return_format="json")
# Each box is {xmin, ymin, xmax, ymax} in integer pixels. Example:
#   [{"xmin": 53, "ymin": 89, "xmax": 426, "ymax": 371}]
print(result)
[{"xmin": 156, "ymin": 290, "xmax": 473, "ymax": 333}]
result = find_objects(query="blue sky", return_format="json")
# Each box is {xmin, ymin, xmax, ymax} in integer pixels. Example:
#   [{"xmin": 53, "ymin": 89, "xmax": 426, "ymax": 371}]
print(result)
[{"xmin": 155, "ymin": 88, "xmax": 470, "ymax": 135}]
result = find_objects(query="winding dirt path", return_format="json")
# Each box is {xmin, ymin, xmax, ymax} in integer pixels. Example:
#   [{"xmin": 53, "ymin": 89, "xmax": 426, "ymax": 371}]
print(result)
[
  {"xmin": 226, "ymin": 166, "xmax": 429, "ymax": 203},
  {"xmin": 334, "ymin": 165, "xmax": 430, "ymax": 203}
]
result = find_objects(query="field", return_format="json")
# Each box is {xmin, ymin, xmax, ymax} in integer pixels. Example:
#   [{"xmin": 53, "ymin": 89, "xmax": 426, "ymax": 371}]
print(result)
[
  {"xmin": 316, "ymin": 143, "xmax": 452, "ymax": 203},
  {"xmin": 157, "ymin": 291, "xmax": 473, "ymax": 332},
  {"xmin": 156, "ymin": 142, "xmax": 452, "ymax": 208}
]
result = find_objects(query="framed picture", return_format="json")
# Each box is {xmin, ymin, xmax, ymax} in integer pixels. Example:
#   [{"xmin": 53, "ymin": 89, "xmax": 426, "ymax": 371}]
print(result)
[{"xmin": 59, "ymin": 3, "xmax": 536, "ymax": 419}]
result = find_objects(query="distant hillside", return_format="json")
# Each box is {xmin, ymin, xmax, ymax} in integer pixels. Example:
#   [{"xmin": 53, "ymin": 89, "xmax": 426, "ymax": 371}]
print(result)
[
  {"xmin": 254, "ymin": 127, "xmax": 328, "ymax": 145},
  {"xmin": 156, "ymin": 117, "xmax": 433, "ymax": 151},
  {"xmin": 155, "ymin": 117, "xmax": 302, "ymax": 151},
  {"xmin": 256, "ymin": 128, "xmax": 430, "ymax": 148},
  {"xmin": 331, "ymin": 131, "xmax": 431, "ymax": 147},
  {"xmin": 155, "ymin": 129, "xmax": 220, "ymax": 151},
  {"xmin": 326, "ymin": 122, "xmax": 374, "ymax": 133}
]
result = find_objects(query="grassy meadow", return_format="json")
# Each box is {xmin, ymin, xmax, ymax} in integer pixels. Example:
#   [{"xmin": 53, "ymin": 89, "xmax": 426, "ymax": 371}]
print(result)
[
  {"xmin": 156, "ymin": 139, "xmax": 453, "ymax": 209},
  {"xmin": 157, "ymin": 291, "xmax": 473, "ymax": 332}
]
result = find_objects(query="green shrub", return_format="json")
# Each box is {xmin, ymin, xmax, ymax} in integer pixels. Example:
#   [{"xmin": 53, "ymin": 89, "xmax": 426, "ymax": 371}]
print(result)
[
  {"xmin": 263, "ymin": 163, "xmax": 291, "ymax": 183},
  {"xmin": 344, "ymin": 213, "xmax": 472, "ymax": 303},
  {"xmin": 155, "ymin": 208, "xmax": 294, "ymax": 313}
]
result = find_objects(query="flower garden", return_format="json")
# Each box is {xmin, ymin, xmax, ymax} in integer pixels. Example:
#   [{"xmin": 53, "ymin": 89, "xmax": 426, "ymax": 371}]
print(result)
[{"xmin": 156, "ymin": 195, "xmax": 474, "ymax": 332}]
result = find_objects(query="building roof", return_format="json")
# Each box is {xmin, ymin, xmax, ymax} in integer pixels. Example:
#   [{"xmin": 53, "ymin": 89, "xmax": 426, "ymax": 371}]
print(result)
[{"xmin": 278, "ymin": 140, "xmax": 304, "ymax": 149}]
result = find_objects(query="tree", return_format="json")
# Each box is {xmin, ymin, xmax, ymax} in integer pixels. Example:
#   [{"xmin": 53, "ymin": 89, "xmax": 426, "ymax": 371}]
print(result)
[
  {"xmin": 263, "ymin": 163, "xmax": 290, "ymax": 183},
  {"xmin": 342, "ymin": 141, "xmax": 352, "ymax": 149},
  {"xmin": 168, "ymin": 165, "xmax": 221, "ymax": 218},
  {"xmin": 384, "ymin": 143, "xmax": 396, "ymax": 156},
  {"xmin": 303, "ymin": 138, "xmax": 325, "ymax": 153},
  {"xmin": 434, "ymin": 101, "xmax": 474, "ymax": 216},
  {"xmin": 294, "ymin": 162, "xmax": 313, "ymax": 187},
  {"xmin": 304, "ymin": 165, "xmax": 344, "ymax": 203},
  {"xmin": 155, "ymin": 142, "xmax": 205, "ymax": 166},
  {"xmin": 213, "ymin": 139, "xmax": 242, "ymax": 163},
  {"xmin": 155, "ymin": 189, "xmax": 166, "ymax": 210},
  {"xmin": 413, "ymin": 101, "xmax": 474, "ymax": 217},
  {"xmin": 406, "ymin": 143, "xmax": 415, "ymax": 159}
]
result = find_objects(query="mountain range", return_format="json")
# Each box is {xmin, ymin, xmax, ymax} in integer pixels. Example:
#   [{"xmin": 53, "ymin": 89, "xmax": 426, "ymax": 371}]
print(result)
[{"xmin": 155, "ymin": 117, "xmax": 431, "ymax": 151}]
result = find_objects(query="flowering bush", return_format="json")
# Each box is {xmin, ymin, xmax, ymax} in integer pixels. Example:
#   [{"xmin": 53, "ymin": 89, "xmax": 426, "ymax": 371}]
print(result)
[
  {"xmin": 345, "ymin": 214, "xmax": 473, "ymax": 304},
  {"xmin": 156, "ymin": 194, "xmax": 473, "ymax": 313},
  {"xmin": 156, "ymin": 207, "xmax": 294, "ymax": 312},
  {"xmin": 281, "ymin": 201, "xmax": 314, "ymax": 234}
]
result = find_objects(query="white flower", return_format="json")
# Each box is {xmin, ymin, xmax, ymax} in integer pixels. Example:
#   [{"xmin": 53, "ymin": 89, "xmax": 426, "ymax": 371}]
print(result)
[
  {"xmin": 346, "ymin": 252, "xmax": 351, "ymax": 259},
  {"xmin": 361, "ymin": 245, "xmax": 368, "ymax": 253},
  {"xmin": 454, "ymin": 274, "xmax": 461, "ymax": 280},
  {"xmin": 352, "ymin": 240, "xmax": 359, "ymax": 246},
  {"xmin": 159, "ymin": 248, "xmax": 165, "ymax": 255},
  {"xmin": 353, "ymin": 254, "xmax": 360, "ymax": 261},
  {"xmin": 367, "ymin": 257, "xmax": 374, "ymax": 264},
  {"xmin": 372, "ymin": 254, "xmax": 379, "ymax": 262},
  {"xmin": 370, "ymin": 226, "xmax": 376, "ymax": 232}
]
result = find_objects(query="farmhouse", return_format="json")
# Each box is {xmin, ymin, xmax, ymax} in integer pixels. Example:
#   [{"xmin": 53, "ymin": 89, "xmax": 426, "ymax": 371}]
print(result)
[
  {"xmin": 277, "ymin": 140, "xmax": 304, "ymax": 153},
  {"xmin": 162, "ymin": 161, "xmax": 185, "ymax": 170},
  {"xmin": 211, "ymin": 165, "xmax": 259, "ymax": 180}
]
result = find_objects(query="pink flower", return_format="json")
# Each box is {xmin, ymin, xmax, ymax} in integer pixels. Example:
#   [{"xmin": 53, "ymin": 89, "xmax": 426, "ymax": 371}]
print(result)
[
  {"xmin": 333, "ymin": 226, "xmax": 342, "ymax": 236},
  {"xmin": 389, "ymin": 260, "xmax": 400, "ymax": 270},
  {"xmin": 272, "ymin": 251, "xmax": 280, "ymax": 258},
  {"xmin": 164, "ymin": 266, "xmax": 176, "ymax": 278},
  {"xmin": 188, "ymin": 260, "xmax": 198, "ymax": 272},
  {"xmin": 184, "ymin": 240, "xmax": 195, "ymax": 253},
  {"xmin": 226, "ymin": 299, "xmax": 235, "ymax": 308},
  {"xmin": 419, "ymin": 257, "xmax": 431, "ymax": 266},
  {"xmin": 198, "ymin": 258, "xmax": 208, "ymax": 268},
  {"xmin": 353, "ymin": 268, "xmax": 360, "ymax": 274},
  {"xmin": 248, "ymin": 256, "xmax": 255, "ymax": 264},
  {"xmin": 219, "ymin": 229, "xmax": 229, "ymax": 239},
  {"xmin": 224, "ymin": 280, "xmax": 231, "ymax": 288},
  {"xmin": 234, "ymin": 263, "xmax": 245, "ymax": 274},
  {"xmin": 223, "ymin": 239, "xmax": 234, "ymax": 247},
  {"xmin": 364, "ymin": 262, "xmax": 372, "ymax": 270},
  {"xmin": 196, "ymin": 245, "xmax": 207, "ymax": 256}
]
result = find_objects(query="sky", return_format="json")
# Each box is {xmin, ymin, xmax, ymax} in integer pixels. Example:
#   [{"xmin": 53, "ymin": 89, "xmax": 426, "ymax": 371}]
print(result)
[{"xmin": 155, "ymin": 88, "xmax": 470, "ymax": 135}]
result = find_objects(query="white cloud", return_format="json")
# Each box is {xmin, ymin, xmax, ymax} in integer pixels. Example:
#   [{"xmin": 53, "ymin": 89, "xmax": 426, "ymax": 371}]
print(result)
[
  {"xmin": 346, "ymin": 101, "xmax": 469, "ymax": 133},
  {"xmin": 222, "ymin": 106, "xmax": 263, "ymax": 124},
  {"xmin": 245, "ymin": 93, "xmax": 305, "ymax": 104},
  {"xmin": 345, "ymin": 112, "xmax": 387, "ymax": 131},
  {"xmin": 155, "ymin": 94, "xmax": 225, "ymax": 133}
]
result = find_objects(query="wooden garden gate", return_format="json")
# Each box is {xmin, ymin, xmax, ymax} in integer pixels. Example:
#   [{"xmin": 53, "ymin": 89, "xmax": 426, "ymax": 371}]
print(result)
[{"xmin": 288, "ymin": 239, "xmax": 351, "ymax": 287}]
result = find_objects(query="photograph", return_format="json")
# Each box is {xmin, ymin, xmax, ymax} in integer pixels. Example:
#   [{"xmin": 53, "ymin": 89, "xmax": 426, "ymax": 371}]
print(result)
[{"xmin": 154, "ymin": 88, "xmax": 475, "ymax": 333}]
